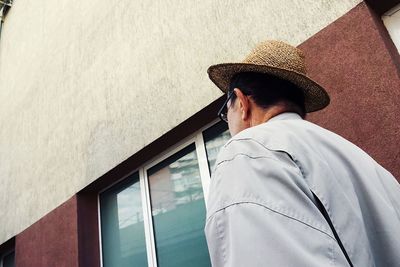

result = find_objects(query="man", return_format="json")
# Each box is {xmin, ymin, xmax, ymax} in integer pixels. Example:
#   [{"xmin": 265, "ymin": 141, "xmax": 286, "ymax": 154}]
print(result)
[{"xmin": 205, "ymin": 40, "xmax": 400, "ymax": 266}]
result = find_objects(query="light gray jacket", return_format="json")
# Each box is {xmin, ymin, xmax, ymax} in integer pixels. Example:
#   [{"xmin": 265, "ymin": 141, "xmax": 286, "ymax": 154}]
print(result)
[{"xmin": 205, "ymin": 113, "xmax": 400, "ymax": 267}]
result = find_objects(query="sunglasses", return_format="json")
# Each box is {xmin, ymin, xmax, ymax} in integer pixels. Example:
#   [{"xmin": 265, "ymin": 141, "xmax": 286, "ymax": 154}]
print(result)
[{"xmin": 217, "ymin": 90, "xmax": 235, "ymax": 122}]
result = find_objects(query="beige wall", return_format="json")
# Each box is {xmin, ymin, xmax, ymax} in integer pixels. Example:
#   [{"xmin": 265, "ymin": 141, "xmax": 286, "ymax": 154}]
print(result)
[
  {"xmin": 383, "ymin": 4, "xmax": 400, "ymax": 53},
  {"xmin": 0, "ymin": 0, "xmax": 362, "ymax": 244}
]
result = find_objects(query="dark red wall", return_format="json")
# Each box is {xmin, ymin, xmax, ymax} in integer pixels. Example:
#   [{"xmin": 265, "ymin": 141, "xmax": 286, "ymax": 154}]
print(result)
[
  {"xmin": 77, "ymin": 193, "xmax": 101, "ymax": 267},
  {"xmin": 15, "ymin": 196, "xmax": 79, "ymax": 267},
  {"xmin": 299, "ymin": 2, "xmax": 400, "ymax": 180}
]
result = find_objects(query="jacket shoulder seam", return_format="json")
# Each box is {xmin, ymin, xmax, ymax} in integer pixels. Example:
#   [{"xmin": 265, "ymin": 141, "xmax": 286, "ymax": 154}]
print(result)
[{"xmin": 207, "ymin": 201, "xmax": 336, "ymax": 241}]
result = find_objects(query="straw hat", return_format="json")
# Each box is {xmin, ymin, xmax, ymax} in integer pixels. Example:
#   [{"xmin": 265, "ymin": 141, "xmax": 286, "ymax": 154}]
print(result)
[{"xmin": 207, "ymin": 40, "xmax": 330, "ymax": 112}]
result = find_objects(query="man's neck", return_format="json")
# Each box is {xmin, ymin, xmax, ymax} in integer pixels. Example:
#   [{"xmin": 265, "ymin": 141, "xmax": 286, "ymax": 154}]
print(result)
[{"xmin": 249, "ymin": 105, "xmax": 289, "ymax": 127}]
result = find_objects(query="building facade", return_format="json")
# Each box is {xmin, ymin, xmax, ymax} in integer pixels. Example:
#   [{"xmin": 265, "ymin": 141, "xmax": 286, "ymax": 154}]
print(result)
[{"xmin": 0, "ymin": 0, "xmax": 399, "ymax": 266}]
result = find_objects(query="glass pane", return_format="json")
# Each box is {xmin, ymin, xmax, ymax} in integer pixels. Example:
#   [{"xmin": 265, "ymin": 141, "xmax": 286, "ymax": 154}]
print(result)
[
  {"xmin": 3, "ymin": 251, "xmax": 15, "ymax": 267},
  {"xmin": 148, "ymin": 144, "xmax": 211, "ymax": 267},
  {"xmin": 203, "ymin": 121, "xmax": 231, "ymax": 176},
  {"xmin": 100, "ymin": 173, "xmax": 148, "ymax": 267}
]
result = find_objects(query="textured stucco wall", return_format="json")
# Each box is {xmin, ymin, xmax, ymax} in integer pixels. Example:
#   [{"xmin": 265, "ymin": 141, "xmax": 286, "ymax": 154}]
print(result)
[
  {"xmin": 0, "ymin": 0, "xmax": 361, "ymax": 244},
  {"xmin": 383, "ymin": 4, "xmax": 400, "ymax": 53}
]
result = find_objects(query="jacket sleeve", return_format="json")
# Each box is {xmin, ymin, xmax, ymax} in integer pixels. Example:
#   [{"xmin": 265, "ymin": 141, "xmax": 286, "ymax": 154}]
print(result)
[{"xmin": 204, "ymin": 142, "xmax": 349, "ymax": 267}]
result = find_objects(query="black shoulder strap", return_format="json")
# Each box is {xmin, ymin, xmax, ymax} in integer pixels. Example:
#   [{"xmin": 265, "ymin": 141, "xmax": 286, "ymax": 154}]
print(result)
[{"xmin": 312, "ymin": 192, "xmax": 354, "ymax": 267}]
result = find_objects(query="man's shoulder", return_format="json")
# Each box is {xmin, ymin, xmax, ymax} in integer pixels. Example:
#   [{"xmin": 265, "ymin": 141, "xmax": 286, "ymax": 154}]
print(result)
[
  {"xmin": 224, "ymin": 116, "xmax": 313, "ymax": 152},
  {"xmin": 214, "ymin": 119, "xmax": 306, "ymax": 171},
  {"xmin": 217, "ymin": 115, "xmax": 347, "ymax": 171},
  {"xmin": 218, "ymin": 125, "xmax": 280, "ymax": 162}
]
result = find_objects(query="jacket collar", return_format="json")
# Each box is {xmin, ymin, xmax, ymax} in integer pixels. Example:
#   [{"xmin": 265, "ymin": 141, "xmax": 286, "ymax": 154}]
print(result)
[{"xmin": 268, "ymin": 112, "xmax": 302, "ymax": 123}]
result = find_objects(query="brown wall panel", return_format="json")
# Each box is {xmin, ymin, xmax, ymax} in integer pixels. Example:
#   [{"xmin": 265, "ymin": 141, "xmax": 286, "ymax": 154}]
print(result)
[
  {"xmin": 77, "ymin": 193, "xmax": 100, "ymax": 267},
  {"xmin": 299, "ymin": 2, "xmax": 400, "ymax": 179},
  {"xmin": 15, "ymin": 196, "xmax": 79, "ymax": 267}
]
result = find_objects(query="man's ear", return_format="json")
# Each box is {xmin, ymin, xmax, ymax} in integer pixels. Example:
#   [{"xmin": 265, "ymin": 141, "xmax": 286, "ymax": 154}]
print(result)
[{"xmin": 234, "ymin": 88, "xmax": 250, "ymax": 121}]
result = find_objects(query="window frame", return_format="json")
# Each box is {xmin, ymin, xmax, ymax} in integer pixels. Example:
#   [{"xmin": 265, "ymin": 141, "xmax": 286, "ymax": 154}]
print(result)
[
  {"xmin": 98, "ymin": 118, "xmax": 224, "ymax": 267},
  {"xmin": 0, "ymin": 249, "xmax": 15, "ymax": 267},
  {"xmin": 98, "ymin": 171, "xmax": 148, "ymax": 267}
]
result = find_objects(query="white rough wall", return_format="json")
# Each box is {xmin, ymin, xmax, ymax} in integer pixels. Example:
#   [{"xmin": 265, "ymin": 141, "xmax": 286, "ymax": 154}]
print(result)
[
  {"xmin": 0, "ymin": 0, "xmax": 362, "ymax": 244},
  {"xmin": 383, "ymin": 4, "xmax": 400, "ymax": 53}
]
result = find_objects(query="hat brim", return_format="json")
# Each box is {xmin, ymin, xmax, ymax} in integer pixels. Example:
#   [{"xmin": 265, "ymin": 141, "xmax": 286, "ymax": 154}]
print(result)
[{"xmin": 207, "ymin": 63, "xmax": 330, "ymax": 113}]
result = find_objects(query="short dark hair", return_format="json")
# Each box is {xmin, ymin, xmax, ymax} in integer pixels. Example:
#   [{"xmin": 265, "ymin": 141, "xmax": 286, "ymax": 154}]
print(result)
[{"xmin": 229, "ymin": 72, "xmax": 306, "ymax": 118}]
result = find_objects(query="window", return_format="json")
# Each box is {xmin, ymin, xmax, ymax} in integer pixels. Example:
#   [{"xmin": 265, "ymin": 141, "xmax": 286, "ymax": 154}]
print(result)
[
  {"xmin": 99, "ymin": 120, "xmax": 229, "ymax": 267},
  {"xmin": 203, "ymin": 121, "xmax": 230, "ymax": 176},
  {"xmin": 0, "ymin": 250, "xmax": 15, "ymax": 267},
  {"xmin": 100, "ymin": 173, "xmax": 148, "ymax": 267},
  {"xmin": 147, "ymin": 144, "xmax": 210, "ymax": 267}
]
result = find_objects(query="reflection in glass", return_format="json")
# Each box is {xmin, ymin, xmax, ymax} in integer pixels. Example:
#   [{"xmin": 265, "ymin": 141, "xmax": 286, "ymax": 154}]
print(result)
[
  {"xmin": 100, "ymin": 173, "xmax": 148, "ymax": 267},
  {"xmin": 148, "ymin": 144, "xmax": 211, "ymax": 267},
  {"xmin": 203, "ymin": 121, "xmax": 231, "ymax": 176}
]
